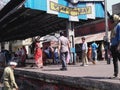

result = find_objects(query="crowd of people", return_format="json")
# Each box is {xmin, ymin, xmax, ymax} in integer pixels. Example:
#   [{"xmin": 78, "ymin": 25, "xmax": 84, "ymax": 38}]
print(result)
[
  {"xmin": 80, "ymin": 37, "xmax": 99, "ymax": 66},
  {"xmin": 0, "ymin": 46, "xmax": 27, "ymax": 67},
  {"xmin": 0, "ymin": 14, "xmax": 120, "ymax": 90},
  {"xmin": 80, "ymin": 14, "xmax": 120, "ymax": 79}
]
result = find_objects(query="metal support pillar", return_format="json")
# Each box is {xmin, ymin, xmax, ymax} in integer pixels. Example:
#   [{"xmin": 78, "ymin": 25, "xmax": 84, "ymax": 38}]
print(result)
[
  {"xmin": 9, "ymin": 41, "xmax": 12, "ymax": 52},
  {"xmin": 104, "ymin": 0, "xmax": 110, "ymax": 64},
  {"xmin": 67, "ymin": 21, "xmax": 76, "ymax": 64},
  {"xmin": 1, "ymin": 42, "xmax": 5, "ymax": 50}
]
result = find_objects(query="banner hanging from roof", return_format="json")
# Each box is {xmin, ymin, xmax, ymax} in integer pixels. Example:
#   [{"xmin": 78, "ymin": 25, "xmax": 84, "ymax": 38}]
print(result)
[{"xmin": 24, "ymin": 0, "xmax": 104, "ymax": 21}]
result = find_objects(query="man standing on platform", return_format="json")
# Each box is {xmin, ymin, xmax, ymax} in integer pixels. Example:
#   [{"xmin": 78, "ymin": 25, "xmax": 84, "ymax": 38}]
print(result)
[
  {"xmin": 3, "ymin": 61, "xmax": 18, "ymax": 90},
  {"xmin": 91, "ymin": 41, "xmax": 99, "ymax": 64},
  {"xmin": 58, "ymin": 32, "xmax": 70, "ymax": 71},
  {"xmin": 81, "ymin": 37, "xmax": 88, "ymax": 66},
  {"xmin": 110, "ymin": 14, "xmax": 120, "ymax": 78}
]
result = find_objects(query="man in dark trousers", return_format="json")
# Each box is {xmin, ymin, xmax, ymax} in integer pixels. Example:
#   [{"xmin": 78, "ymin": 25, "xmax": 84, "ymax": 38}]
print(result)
[{"xmin": 110, "ymin": 14, "xmax": 120, "ymax": 78}]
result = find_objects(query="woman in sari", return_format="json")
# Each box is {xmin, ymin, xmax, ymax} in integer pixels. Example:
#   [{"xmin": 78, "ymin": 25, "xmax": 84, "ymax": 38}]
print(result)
[{"xmin": 34, "ymin": 41, "xmax": 43, "ymax": 68}]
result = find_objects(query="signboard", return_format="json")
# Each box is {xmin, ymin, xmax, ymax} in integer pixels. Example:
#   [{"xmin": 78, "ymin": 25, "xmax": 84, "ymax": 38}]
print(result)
[
  {"xmin": 25, "ymin": 0, "xmax": 105, "ymax": 21},
  {"xmin": 50, "ymin": 1, "xmax": 92, "ymax": 16}
]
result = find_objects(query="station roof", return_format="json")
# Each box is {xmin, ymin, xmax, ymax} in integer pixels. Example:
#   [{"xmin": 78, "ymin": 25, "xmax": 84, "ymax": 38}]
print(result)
[{"xmin": 0, "ymin": 0, "xmax": 108, "ymax": 42}]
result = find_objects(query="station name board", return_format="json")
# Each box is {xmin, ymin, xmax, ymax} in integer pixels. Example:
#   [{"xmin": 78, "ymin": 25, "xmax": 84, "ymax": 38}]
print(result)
[{"xmin": 50, "ymin": 1, "xmax": 92, "ymax": 16}]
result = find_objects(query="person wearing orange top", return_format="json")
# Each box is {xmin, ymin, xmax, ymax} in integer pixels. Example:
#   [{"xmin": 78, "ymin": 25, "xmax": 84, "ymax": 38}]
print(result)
[
  {"xmin": 34, "ymin": 40, "xmax": 43, "ymax": 68},
  {"xmin": 87, "ymin": 44, "xmax": 92, "ymax": 61}
]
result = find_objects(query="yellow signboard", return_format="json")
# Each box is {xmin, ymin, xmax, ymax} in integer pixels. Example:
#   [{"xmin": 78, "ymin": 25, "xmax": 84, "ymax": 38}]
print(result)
[{"xmin": 50, "ymin": 1, "xmax": 92, "ymax": 16}]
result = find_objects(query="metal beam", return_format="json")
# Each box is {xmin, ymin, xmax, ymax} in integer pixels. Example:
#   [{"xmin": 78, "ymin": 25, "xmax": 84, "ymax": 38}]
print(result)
[
  {"xmin": 67, "ymin": 0, "xmax": 104, "ymax": 4},
  {"xmin": 78, "ymin": 0, "xmax": 104, "ymax": 1}
]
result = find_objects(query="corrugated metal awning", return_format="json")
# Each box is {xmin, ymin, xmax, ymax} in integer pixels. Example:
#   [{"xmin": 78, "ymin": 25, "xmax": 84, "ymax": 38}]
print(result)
[{"xmin": 75, "ymin": 31, "xmax": 111, "ymax": 44}]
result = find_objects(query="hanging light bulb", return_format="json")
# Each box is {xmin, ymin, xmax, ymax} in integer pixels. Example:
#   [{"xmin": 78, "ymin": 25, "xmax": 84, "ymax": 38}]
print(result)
[
  {"xmin": 67, "ymin": 0, "xmax": 79, "ymax": 4},
  {"xmin": 71, "ymin": 0, "xmax": 78, "ymax": 3}
]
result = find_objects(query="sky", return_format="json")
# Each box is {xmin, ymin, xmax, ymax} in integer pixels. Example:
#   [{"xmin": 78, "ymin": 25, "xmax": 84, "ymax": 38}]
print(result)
[{"xmin": 107, "ymin": 0, "xmax": 120, "ymax": 14}]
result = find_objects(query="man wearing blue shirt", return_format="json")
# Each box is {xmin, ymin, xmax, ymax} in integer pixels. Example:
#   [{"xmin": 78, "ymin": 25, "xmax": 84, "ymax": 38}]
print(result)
[
  {"xmin": 91, "ymin": 41, "xmax": 99, "ymax": 64},
  {"xmin": 110, "ymin": 14, "xmax": 120, "ymax": 78}
]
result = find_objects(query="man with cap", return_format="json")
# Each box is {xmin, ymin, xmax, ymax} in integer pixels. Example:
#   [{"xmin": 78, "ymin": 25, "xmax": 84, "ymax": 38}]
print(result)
[
  {"xmin": 110, "ymin": 14, "xmax": 120, "ymax": 78},
  {"xmin": 2, "ymin": 61, "xmax": 18, "ymax": 90}
]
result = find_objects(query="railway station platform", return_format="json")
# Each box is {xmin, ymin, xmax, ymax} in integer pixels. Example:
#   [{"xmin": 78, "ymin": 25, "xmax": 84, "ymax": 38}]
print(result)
[{"xmin": 0, "ymin": 60, "xmax": 120, "ymax": 90}]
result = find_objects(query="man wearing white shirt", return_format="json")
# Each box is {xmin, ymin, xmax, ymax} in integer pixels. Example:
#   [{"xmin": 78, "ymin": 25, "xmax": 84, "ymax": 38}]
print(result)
[
  {"xmin": 81, "ymin": 37, "xmax": 88, "ymax": 66},
  {"xmin": 58, "ymin": 32, "xmax": 70, "ymax": 70}
]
